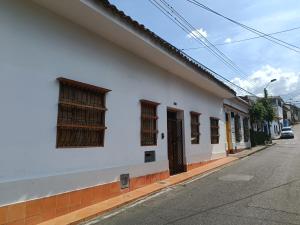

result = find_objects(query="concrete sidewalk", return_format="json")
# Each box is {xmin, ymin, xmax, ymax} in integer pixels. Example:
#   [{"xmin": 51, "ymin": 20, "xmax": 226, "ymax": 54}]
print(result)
[
  {"xmin": 228, "ymin": 143, "xmax": 275, "ymax": 159},
  {"xmin": 39, "ymin": 144, "xmax": 273, "ymax": 225}
]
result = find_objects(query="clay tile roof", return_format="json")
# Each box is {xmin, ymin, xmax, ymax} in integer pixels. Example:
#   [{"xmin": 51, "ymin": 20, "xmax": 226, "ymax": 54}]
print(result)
[{"xmin": 96, "ymin": 0, "xmax": 236, "ymax": 95}]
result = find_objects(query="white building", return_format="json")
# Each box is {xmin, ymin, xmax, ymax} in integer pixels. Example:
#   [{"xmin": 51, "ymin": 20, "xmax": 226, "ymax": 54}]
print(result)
[
  {"xmin": 0, "ymin": 0, "xmax": 236, "ymax": 223},
  {"xmin": 224, "ymin": 97, "xmax": 251, "ymax": 153},
  {"xmin": 269, "ymin": 96, "xmax": 284, "ymax": 139}
]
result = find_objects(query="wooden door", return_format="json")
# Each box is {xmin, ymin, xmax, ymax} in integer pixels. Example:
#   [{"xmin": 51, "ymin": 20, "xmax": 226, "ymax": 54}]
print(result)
[
  {"xmin": 167, "ymin": 110, "xmax": 185, "ymax": 175},
  {"xmin": 225, "ymin": 113, "xmax": 233, "ymax": 152}
]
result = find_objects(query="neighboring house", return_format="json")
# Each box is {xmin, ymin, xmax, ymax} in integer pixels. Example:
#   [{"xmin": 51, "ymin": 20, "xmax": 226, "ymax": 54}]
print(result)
[
  {"xmin": 283, "ymin": 104, "xmax": 291, "ymax": 127},
  {"xmin": 241, "ymin": 95, "xmax": 285, "ymax": 139},
  {"xmin": 224, "ymin": 97, "xmax": 251, "ymax": 153},
  {"xmin": 285, "ymin": 103, "xmax": 300, "ymax": 125},
  {"xmin": 269, "ymin": 96, "xmax": 284, "ymax": 139},
  {"xmin": 240, "ymin": 95, "xmax": 267, "ymax": 133},
  {"xmin": 0, "ymin": 0, "xmax": 236, "ymax": 223}
]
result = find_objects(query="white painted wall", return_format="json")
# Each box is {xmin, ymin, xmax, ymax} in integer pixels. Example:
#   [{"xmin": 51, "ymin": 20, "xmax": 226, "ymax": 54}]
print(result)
[
  {"xmin": 224, "ymin": 98, "xmax": 251, "ymax": 150},
  {"xmin": 0, "ymin": 1, "xmax": 227, "ymax": 206}
]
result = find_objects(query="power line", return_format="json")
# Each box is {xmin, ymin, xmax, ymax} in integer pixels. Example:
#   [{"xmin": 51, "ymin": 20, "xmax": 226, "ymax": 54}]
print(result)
[
  {"xmin": 148, "ymin": 0, "xmax": 257, "ymax": 96},
  {"xmin": 150, "ymin": 0, "xmax": 258, "ymax": 94},
  {"xmin": 186, "ymin": 0, "xmax": 300, "ymax": 54},
  {"xmin": 182, "ymin": 26, "xmax": 300, "ymax": 51},
  {"xmin": 158, "ymin": 0, "xmax": 247, "ymax": 76},
  {"xmin": 149, "ymin": 0, "xmax": 254, "ymax": 95},
  {"xmin": 159, "ymin": 0, "xmax": 260, "ymax": 90}
]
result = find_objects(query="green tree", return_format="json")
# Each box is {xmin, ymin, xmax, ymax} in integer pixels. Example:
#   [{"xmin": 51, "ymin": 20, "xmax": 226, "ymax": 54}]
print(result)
[
  {"xmin": 249, "ymin": 101, "xmax": 266, "ymax": 124},
  {"xmin": 249, "ymin": 98, "xmax": 275, "ymax": 140},
  {"xmin": 259, "ymin": 98, "xmax": 275, "ymax": 123}
]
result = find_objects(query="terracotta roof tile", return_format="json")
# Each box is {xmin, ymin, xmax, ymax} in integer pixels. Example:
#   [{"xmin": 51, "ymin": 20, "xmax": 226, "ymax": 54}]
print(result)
[{"xmin": 96, "ymin": 0, "xmax": 236, "ymax": 95}]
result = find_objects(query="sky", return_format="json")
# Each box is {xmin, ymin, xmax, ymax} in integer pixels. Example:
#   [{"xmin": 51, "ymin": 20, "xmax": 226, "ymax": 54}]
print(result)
[{"xmin": 109, "ymin": 0, "xmax": 300, "ymax": 105}]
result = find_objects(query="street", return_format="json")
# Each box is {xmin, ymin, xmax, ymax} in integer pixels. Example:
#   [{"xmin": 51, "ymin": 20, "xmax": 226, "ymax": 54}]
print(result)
[{"xmin": 88, "ymin": 125, "xmax": 300, "ymax": 225}]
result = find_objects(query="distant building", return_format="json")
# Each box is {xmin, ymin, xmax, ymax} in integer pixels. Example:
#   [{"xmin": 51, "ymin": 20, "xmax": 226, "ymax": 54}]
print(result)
[
  {"xmin": 224, "ymin": 97, "xmax": 251, "ymax": 153},
  {"xmin": 283, "ymin": 104, "xmax": 291, "ymax": 127},
  {"xmin": 268, "ymin": 96, "xmax": 284, "ymax": 139},
  {"xmin": 241, "ymin": 95, "xmax": 285, "ymax": 139},
  {"xmin": 284, "ymin": 103, "xmax": 300, "ymax": 125}
]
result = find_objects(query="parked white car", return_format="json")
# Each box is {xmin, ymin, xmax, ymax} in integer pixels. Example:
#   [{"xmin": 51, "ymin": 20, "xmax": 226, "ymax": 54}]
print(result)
[{"xmin": 281, "ymin": 127, "xmax": 294, "ymax": 139}]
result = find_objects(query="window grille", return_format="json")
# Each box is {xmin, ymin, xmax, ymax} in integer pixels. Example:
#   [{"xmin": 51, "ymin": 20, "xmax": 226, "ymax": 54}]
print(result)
[
  {"xmin": 235, "ymin": 115, "xmax": 242, "ymax": 142},
  {"xmin": 140, "ymin": 100, "xmax": 159, "ymax": 146},
  {"xmin": 243, "ymin": 118, "xmax": 250, "ymax": 142},
  {"xmin": 190, "ymin": 111, "xmax": 200, "ymax": 144},
  {"xmin": 56, "ymin": 77, "xmax": 110, "ymax": 148},
  {"xmin": 210, "ymin": 117, "xmax": 219, "ymax": 144}
]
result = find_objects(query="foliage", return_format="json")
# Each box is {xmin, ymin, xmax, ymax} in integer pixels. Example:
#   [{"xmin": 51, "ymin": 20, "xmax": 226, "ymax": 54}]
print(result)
[
  {"xmin": 249, "ymin": 98, "xmax": 275, "ymax": 124},
  {"xmin": 249, "ymin": 101, "xmax": 266, "ymax": 123},
  {"xmin": 250, "ymin": 130, "xmax": 268, "ymax": 147},
  {"xmin": 259, "ymin": 98, "xmax": 275, "ymax": 123}
]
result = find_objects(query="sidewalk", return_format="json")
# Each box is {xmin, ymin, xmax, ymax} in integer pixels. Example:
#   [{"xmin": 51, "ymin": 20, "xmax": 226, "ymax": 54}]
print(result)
[
  {"xmin": 39, "ymin": 144, "xmax": 273, "ymax": 225},
  {"xmin": 229, "ymin": 143, "xmax": 275, "ymax": 158}
]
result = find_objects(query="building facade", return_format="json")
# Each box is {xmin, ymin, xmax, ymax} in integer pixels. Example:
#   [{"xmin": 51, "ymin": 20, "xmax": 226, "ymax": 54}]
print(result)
[
  {"xmin": 269, "ymin": 96, "xmax": 284, "ymax": 139},
  {"xmin": 0, "ymin": 0, "xmax": 236, "ymax": 223},
  {"xmin": 284, "ymin": 103, "xmax": 300, "ymax": 125},
  {"xmin": 224, "ymin": 97, "xmax": 251, "ymax": 153}
]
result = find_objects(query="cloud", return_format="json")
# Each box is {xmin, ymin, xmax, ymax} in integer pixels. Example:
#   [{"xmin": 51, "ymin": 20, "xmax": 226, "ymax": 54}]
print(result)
[
  {"xmin": 186, "ymin": 28, "xmax": 208, "ymax": 39},
  {"xmin": 243, "ymin": 10, "xmax": 300, "ymax": 31},
  {"xmin": 224, "ymin": 38, "xmax": 232, "ymax": 43},
  {"xmin": 230, "ymin": 65, "xmax": 300, "ymax": 100}
]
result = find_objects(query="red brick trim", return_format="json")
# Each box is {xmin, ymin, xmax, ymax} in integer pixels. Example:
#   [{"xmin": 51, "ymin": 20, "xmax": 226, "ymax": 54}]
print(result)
[
  {"xmin": 186, "ymin": 159, "xmax": 218, "ymax": 171},
  {"xmin": 0, "ymin": 170, "xmax": 169, "ymax": 225}
]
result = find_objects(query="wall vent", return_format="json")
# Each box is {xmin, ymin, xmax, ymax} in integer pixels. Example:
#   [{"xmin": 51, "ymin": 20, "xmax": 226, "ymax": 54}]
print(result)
[
  {"xmin": 120, "ymin": 174, "xmax": 130, "ymax": 189},
  {"xmin": 145, "ymin": 151, "xmax": 156, "ymax": 163}
]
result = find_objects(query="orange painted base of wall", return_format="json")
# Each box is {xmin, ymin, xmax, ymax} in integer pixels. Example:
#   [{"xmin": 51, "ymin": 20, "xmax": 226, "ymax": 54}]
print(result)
[
  {"xmin": 186, "ymin": 159, "xmax": 218, "ymax": 171},
  {"xmin": 0, "ymin": 171, "xmax": 169, "ymax": 225},
  {"xmin": 228, "ymin": 148, "xmax": 248, "ymax": 154}
]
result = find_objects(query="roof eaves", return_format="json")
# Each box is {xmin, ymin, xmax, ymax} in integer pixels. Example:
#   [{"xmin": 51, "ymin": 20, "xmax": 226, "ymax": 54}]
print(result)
[{"xmin": 96, "ymin": 0, "xmax": 236, "ymax": 95}]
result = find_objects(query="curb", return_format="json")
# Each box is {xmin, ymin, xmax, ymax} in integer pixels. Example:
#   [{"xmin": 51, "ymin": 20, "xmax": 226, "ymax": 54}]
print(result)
[
  {"xmin": 239, "ymin": 143, "xmax": 276, "ymax": 158},
  {"xmin": 38, "ymin": 158, "xmax": 237, "ymax": 225}
]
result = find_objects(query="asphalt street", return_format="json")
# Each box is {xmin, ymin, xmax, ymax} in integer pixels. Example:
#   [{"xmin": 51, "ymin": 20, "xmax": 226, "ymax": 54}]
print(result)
[{"xmin": 88, "ymin": 124, "xmax": 300, "ymax": 225}]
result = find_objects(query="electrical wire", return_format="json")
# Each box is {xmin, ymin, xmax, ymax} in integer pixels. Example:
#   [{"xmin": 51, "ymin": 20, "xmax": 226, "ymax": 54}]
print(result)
[
  {"xmin": 159, "ymin": 0, "xmax": 250, "ymax": 79},
  {"xmin": 148, "ymin": 0, "xmax": 257, "ymax": 96},
  {"xmin": 186, "ymin": 0, "xmax": 300, "ymax": 54},
  {"xmin": 182, "ymin": 26, "xmax": 300, "ymax": 51}
]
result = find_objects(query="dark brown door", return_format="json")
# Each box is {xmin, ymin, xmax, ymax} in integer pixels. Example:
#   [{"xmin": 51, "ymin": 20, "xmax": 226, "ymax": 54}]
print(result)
[{"xmin": 167, "ymin": 110, "xmax": 185, "ymax": 175}]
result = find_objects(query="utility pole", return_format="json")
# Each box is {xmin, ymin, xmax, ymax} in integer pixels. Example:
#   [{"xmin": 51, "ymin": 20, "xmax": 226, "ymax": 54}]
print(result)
[{"xmin": 264, "ymin": 79, "xmax": 277, "ymax": 138}]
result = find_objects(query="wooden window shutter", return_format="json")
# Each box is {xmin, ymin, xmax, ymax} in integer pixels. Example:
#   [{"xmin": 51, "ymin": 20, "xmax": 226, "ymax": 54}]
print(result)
[
  {"xmin": 210, "ymin": 117, "xmax": 219, "ymax": 144},
  {"xmin": 190, "ymin": 111, "xmax": 201, "ymax": 144},
  {"xmin": 140, "ymin": 100, "xmax": 159, "ymax": 146},
  {"xmin": 56, "ymin": 77, "xmax": 110, "ymax": 148},
  {"xmin": 243, "ymin": 117, "xmax": 250, "ymax": 142}
]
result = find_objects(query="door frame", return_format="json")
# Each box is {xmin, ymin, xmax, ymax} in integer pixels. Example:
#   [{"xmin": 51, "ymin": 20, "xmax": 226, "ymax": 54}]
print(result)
[
  {"xmin": 166, "ymin": 107, "xmax": 186, "ymax": 175},
  {"xmin": 225, "ymin": 112, "xmax": 233, "ymax": 153}
]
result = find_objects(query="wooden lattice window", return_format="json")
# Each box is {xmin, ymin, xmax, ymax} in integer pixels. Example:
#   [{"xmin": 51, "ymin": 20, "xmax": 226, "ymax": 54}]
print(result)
[
  {"xmin": 140, "ymin": 100, "xmax": 159, "ymax": 146},
  {"xmin": 190, "ymin": 111, "xmax": 201, "ymax": 144},
  {"xmin": 235, "ymin": 115, "xmax": 241, "ymax": 142},
  {"xmin": 243, "ymin": 118, "xmax": 250, "ymax": 142},
  {"xmin": 56, "ymin": 77, "xmax": 110, "ymax": 148},
  {"xmin": 210, "ymin": 117, "xmax": 219, "ymax": 144}
]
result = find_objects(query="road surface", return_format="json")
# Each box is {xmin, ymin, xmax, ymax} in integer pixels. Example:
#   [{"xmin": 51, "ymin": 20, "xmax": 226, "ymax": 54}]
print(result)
[{"xmin": 88, "ymin": 124, "xmax": 300, "ymax": 225}]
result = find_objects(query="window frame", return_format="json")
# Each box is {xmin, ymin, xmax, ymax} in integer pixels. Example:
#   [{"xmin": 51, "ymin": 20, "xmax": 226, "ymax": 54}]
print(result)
[
  {"xmin": 210, "ymin": 117, "xmax": 219, "ymax": 144},
  {"xmin": 234, "ymin": 114, "xmax": 242, "ymax": 142},
  {"xmin": 243, "ymin": 117, "xmax": 250, "ymax": 142},
  {"xmin": 190, "ymin": 111, "xmax": 201, "ymax": 144},
  {"xmin": 140, "ymin": 99, "xmax": 159, "ymax": 146},
  {"xmin": 56, "ymin": 77, "xmax": 110, "ymax": 148}
]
